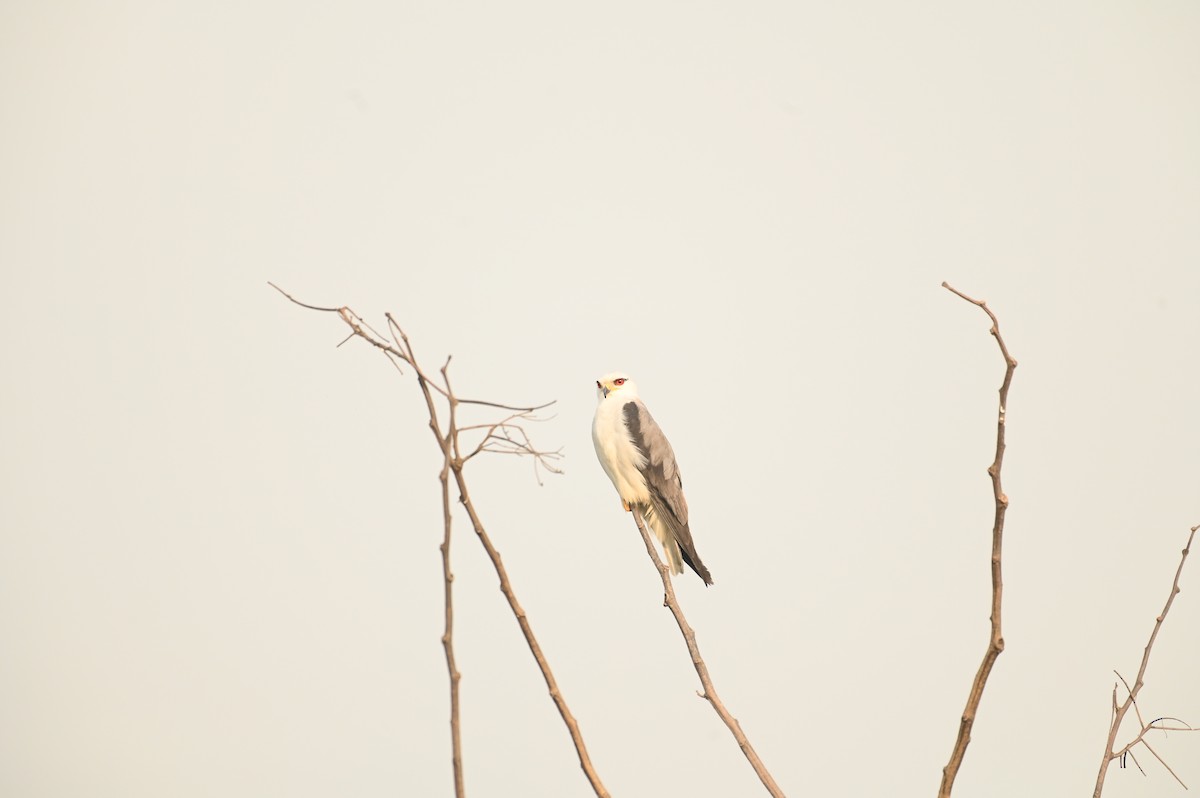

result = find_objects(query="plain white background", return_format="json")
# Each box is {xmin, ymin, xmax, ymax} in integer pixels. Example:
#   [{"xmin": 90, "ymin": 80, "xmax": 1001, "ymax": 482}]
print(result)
[{"xmin": 2, "ymin": 3, "xmax": 1198, "ymax": 796}]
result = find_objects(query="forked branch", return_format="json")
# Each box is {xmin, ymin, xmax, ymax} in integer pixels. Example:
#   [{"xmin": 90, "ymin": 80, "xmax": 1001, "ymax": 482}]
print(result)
[
  {"xmin": 629, "ymin": 509, "xmax": 786, "ymax": 798},
  {"xmin": 1093, "ymin": 524, "xmax": 1198, "ymax": 797},
  {"xmin": 271, "ymin": 283, "xmax": 607, "ymax": 798},
  {"xmin": 938, "ymin": 282, "xmax": 1018, "ymax": 798}
]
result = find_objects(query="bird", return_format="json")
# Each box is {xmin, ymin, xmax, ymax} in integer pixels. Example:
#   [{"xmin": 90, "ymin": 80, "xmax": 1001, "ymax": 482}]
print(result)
[{"xmin": 592, "ymin": 372, "xmax": 713, "ymax": 585}]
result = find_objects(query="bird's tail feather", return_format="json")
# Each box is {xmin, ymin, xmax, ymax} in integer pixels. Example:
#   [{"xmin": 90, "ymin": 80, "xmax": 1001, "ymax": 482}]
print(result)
[
  {"xmin": 641, "ymin": 503, "xmax": 713, "ymax": 585},
  {"xmin": 642, "ymin": 504, "xmax": 684, "ymax": 575},
  {"xmin": 678, "ymin": 546, "xmax": 713, "ymax": 586}
]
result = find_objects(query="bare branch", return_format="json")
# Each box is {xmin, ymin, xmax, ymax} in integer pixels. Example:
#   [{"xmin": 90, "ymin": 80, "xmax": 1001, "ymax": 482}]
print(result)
[
  {"xmin": 1094, "ymin": 524, "xmax": 1199, "ymax": 797},
  {"xmin": 629, "ymin": 508, "xmax": 786, "ymax": 797},
  {"xmin": 438, "ymin": 453, "xmax": 464, "ymax": 797},
  {"xmin": 938, "ymin": 283, "xmax": 1018, "ymax": 798},
  {"xmin": 274, "ymin": 284, "xmax": 606, "ymax": 795},
  {"xmin": 452, "ymin": 466, "xmax": 609, "ymax": 796}
]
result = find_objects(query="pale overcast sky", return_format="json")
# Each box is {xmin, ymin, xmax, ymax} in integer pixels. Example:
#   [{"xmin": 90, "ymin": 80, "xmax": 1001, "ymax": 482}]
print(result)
[{"xmin": 2, "ymin": 3, "xmax": 1198, "ymax": 797}]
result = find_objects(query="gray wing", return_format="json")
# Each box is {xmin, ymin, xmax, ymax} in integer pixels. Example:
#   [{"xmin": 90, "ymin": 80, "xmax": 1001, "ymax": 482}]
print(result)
[{"xmin": 623, "ymin": 400, "xmax": 713, "ymax": 585}]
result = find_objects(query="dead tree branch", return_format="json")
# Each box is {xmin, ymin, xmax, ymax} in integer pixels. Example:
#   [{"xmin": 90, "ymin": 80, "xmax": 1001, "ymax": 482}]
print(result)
[
  {"xmin": 938, "ymin": 282, "xmax": 1018, "ymax": 798},
  {"xmin": 270, "ymin": 283, "xmax": 606, "ymax": 798},
  {"xmin": 1093, "ymin": 524, "xmax": 1198, "ymax": 797},
  {"xmin": 629, "ymin": 508, "xmax": 786, "ymax": 798},
  {"xmin": 437, "ymin": 449, "xmax": 464, "ymax": 796}
]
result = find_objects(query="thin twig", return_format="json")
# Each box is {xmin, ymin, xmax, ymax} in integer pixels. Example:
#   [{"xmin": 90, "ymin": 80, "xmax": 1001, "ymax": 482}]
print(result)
[
  {"xmin": 1141, "ymin": 738, "xmax": 1188, "ymax": 790},
  {"xmin": 1093, "ymin": 524, "xmax": 1198, "ymax": 797},
  {"xmin": 459, "ymin": 412, "xmax": 564, "ymax": 484},
  {"xmin": 1115, "ymin": 671, "xmax": 1147, "ymax": 731},
  {"xmin": 458, "ymin": 397, "xmax": 557, "ymax": 412},
  {"xmin": 267, "ymin": 281, "xmax": 341, "ymax": 312},
  {"xmin": 938, "ymin": 282, "xmax": 1018, "ymax": 798},
  {"xmin": 629, "ymin": 508, "xmax": 786, "ymax": 797}
]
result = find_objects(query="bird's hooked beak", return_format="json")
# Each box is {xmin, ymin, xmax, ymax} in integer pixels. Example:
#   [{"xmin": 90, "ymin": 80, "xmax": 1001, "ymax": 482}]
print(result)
[{"xmin": 600, "ymin": 385, "xmax": 610, "ymax": 398}]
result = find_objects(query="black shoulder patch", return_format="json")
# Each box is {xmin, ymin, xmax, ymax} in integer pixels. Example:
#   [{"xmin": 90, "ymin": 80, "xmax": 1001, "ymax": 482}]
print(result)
[{"xmin": 622, "ymin": 401, "xmax": 643, "ymax": 443}]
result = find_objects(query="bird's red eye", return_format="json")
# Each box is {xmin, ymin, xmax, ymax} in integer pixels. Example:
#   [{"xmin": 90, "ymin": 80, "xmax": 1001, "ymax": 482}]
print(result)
[
  {"xmin": 596, "ymin": 381, "xmax": 601, "ymax": 388},
  {"xmin": 614, "ymin": 378, "xmax": 626, "ymax": 386}
]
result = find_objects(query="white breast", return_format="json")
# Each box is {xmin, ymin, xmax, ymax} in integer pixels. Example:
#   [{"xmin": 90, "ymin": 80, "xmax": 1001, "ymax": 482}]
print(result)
[{"xmin": 592, "ymin": 398, "xmax": 650, "ymax": 505}]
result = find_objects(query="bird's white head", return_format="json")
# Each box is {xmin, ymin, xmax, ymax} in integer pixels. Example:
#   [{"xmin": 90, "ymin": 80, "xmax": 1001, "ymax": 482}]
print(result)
[{"xmin": 596, "ymin": 372, "xmax": 639, "ymax": 402}]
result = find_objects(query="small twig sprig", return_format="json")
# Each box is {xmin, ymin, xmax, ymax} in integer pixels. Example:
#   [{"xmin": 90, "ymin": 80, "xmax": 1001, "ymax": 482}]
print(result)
[{"xmin": 1093, "ymin": 525, "xmax": 1198, "ymax": 797}]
